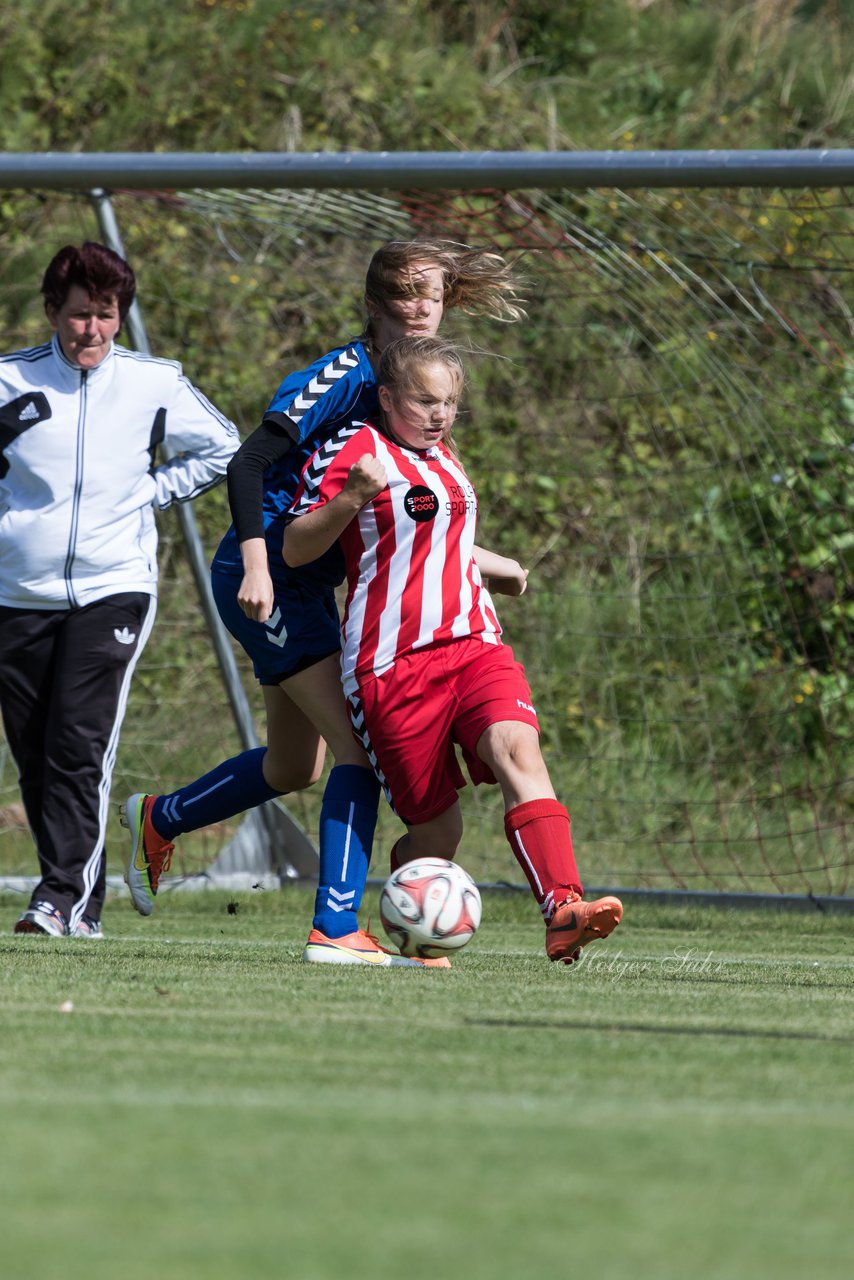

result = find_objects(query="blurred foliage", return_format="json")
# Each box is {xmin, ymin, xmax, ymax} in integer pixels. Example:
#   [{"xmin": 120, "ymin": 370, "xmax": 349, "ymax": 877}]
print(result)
[{"xmin": 0, "ymin": 0, "xmax": 851, "ymax": 154}]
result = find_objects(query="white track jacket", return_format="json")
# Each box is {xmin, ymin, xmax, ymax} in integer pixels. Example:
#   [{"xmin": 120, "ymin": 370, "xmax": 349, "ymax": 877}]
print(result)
[{"xmin": 0, "ymin": 335, "xmax": 239, "ymax": 609}]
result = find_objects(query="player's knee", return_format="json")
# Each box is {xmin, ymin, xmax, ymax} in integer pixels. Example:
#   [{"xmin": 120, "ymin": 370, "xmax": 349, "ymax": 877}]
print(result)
[
  {"xmin": 263, "ymin": 754, "xmax": 324, "ymax": 793},
  {"xmin": 406, "ymin": 807, "xmax": 463, "ymax": 861},
  {"xmin": 431, "ymin": 834, "xmax": 461, "ymax": 860},
  {"xmin": 485, "ymin": 724, "xmax": 543, "ymax": 776}
]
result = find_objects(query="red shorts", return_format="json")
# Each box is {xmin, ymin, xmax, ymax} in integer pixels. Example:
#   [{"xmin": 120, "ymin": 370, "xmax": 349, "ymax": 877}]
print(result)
[{"xmin": 348, "ymin": 637, "xmax": 540, "ymax": 824}]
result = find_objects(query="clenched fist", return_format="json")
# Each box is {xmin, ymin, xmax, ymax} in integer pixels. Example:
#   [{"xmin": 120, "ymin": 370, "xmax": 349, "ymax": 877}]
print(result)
[{"xmin": 344, "ymin": 453, "xmax": 388, "ymax": 506}]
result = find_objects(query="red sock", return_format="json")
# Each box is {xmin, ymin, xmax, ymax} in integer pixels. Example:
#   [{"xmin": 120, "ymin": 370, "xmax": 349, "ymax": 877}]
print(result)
[{"xmin": 504, "ymin": 799, "xmax": 583, "ymax": 921}]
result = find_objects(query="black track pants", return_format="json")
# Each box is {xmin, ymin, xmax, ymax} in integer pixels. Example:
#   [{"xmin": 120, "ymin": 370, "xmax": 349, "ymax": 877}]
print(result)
[{"xmin": 0, "ymin": 592, "xmax": 156, "ymax": 928}]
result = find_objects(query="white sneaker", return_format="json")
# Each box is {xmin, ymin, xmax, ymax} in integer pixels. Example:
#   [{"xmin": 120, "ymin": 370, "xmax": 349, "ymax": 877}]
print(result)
[
  {"xmin": 13, "ymin": 901, "xmax": 70, "ymax": 937},
  {"xmin": 72, "ymin": 917, "xmax": 104, "ymax": 939}
]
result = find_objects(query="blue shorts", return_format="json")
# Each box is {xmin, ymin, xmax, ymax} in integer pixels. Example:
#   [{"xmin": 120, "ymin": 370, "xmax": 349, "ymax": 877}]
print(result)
[{"xmin": 210, "ymin": 561, "xmax": 341, "ymax": 685}]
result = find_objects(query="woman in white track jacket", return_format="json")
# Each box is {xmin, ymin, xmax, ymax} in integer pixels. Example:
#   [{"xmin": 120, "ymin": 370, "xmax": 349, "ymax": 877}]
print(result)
[{"xmin": 0, "ymin": 241, "xmax": 239, "ymax": 938}]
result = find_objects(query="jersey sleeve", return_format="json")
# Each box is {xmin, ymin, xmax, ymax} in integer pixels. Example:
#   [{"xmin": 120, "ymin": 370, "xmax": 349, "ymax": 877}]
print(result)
[
  {"xmin": 225, "ymin": 417, "xmax": 294, "ymax": 543},
  {"xmin": 154, "ymin": 367, "xmax": 241, "ymax": 509},
  {"xmin": 287, "ymin": 423, "xmax": 376, "ymax": 522},
  {"xmin": 264, "ymin": 345, "xmax": 366, "ymax": 445}
]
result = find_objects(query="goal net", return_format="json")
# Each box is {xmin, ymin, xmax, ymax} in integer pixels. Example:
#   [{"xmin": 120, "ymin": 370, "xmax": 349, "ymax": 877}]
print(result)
[{"xmin": 0, "ymin": 169, "xmax": 851, "ymax": 899}]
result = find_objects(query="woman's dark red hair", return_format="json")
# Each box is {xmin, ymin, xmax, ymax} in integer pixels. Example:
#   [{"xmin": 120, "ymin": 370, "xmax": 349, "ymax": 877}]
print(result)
[{"xmin": 41, "ymin": 241, "xmax": 136, "ymax": 321}]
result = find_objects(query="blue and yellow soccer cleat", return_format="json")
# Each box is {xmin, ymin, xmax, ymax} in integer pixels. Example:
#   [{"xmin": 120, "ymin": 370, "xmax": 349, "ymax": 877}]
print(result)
[{"xmin": 121, "ymin": 793, "xmax": 175, "ymax": 916}]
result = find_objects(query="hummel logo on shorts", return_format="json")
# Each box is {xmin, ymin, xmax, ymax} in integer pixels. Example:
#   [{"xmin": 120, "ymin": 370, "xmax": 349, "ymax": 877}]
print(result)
[
  {"xmin": 114, "ymin": 627, "xmax": 137, "ymax": 645},
  {"xmin": 517, "ymin": 698, "xmax": 536, "ymax": 714}
]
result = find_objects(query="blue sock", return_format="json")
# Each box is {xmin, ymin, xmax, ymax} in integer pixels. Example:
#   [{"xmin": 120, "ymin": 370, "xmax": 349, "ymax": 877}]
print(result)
[
  {"xmin": 313, "ymin": 764, "xmax": 381, "ymax": 938},
  {"xmin": 152, "ymin": 748, "xmax": 281, "ymax": 838}
]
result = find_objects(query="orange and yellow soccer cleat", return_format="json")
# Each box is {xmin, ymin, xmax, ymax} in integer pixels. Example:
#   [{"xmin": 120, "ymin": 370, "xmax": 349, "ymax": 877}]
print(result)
[
  {"xmin": 303, "ymin": 927, "xmax": 451, "ymax": 968},
  {"xmin": 121, "ymin": 793, "xmax": 175, "ymax": 917},
  {"xmin": 546, "ymin": 894, "xmax": 623, "ymax": 965}
]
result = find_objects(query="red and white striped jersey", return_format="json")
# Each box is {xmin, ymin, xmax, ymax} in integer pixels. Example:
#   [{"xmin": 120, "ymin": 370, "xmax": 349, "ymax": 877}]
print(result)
[{"xmin": 289, "ymin": 422, "xmax": 501, "ymax": 694}]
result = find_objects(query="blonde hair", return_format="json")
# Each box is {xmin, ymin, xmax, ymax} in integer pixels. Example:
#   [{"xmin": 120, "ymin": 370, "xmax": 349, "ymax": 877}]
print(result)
[
  {"xmin": 363, "ymin": 238, "xmax": 525, "ymax": 337},
  {"xmin": 378, "ymin": 335, "xmax": 466, "ymax": 454}
]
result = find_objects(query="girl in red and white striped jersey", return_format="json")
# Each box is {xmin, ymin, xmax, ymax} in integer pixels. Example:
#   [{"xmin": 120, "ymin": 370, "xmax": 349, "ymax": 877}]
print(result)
[{"xmin": 285, "ymin": 336, "xmax": 623, "ymax": 965}]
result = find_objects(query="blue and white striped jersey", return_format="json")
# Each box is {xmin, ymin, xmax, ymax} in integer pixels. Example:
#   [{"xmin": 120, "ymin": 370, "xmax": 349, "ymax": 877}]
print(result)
[{"xmin": 215, "ymin": 339, "xmax": 379, "ymax": 587}]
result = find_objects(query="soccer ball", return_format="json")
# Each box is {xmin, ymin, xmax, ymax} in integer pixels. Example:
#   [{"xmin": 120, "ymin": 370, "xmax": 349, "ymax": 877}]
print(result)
[{"xmin": 379, "ymin": 857, "xmax": 482, "ymax": 958}]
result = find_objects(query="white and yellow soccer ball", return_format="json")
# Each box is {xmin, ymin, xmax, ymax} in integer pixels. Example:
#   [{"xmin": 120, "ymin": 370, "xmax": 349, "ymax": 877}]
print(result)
[{"xmin": 379, "ymin": 857, "xmax": 482, "ymax": 959}]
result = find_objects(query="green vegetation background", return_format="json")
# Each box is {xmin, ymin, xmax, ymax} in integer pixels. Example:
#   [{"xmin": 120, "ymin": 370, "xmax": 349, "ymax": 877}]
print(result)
[
  {"xmin": 0, "ymin": 0, "xmax": 852, "ymax": 890},
  {"xmin": 2, "ymin": 0, "xmax": 851, "ymax": 155}
]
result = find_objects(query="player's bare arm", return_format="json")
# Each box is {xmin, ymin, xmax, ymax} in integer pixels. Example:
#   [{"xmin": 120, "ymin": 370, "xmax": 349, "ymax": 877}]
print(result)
[
  {"xmin": 473, "ymin": 545, "xmax": 529, "ymax": 597},
  {"xmin": 284, "ymin": 454, "xmax": 387, "ymax": 568},
  {"xmin": 237, "ymin": 537, "xmax": 276, "ymax": 622}
]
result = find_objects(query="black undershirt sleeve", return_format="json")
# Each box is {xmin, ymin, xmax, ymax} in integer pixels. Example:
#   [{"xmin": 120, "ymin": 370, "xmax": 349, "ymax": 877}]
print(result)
[{"xmin": 226, "ymin": 414, "xmax": 297, "ymax": 544}]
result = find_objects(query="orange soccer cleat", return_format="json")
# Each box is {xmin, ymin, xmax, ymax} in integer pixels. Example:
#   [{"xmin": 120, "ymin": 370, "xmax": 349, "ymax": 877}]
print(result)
[
  {"xmin": 546, "ymin": 893, "xmax": 623, "ymax": 965},
  {"xmin": 302, "ymin": 927, "xmax": 451, "ymax": 969}
]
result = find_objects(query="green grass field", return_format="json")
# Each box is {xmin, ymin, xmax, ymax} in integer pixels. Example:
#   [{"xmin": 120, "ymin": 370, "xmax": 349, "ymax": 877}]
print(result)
[{"xmin": 1, "ymin": 887, "xmax": 851, "ymax": 1280}]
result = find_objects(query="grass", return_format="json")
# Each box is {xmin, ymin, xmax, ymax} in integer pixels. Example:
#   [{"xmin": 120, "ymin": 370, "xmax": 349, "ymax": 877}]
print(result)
[{"xmin": 1, "ymin": 887, "xmax": 852, "ymax": 1280}]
